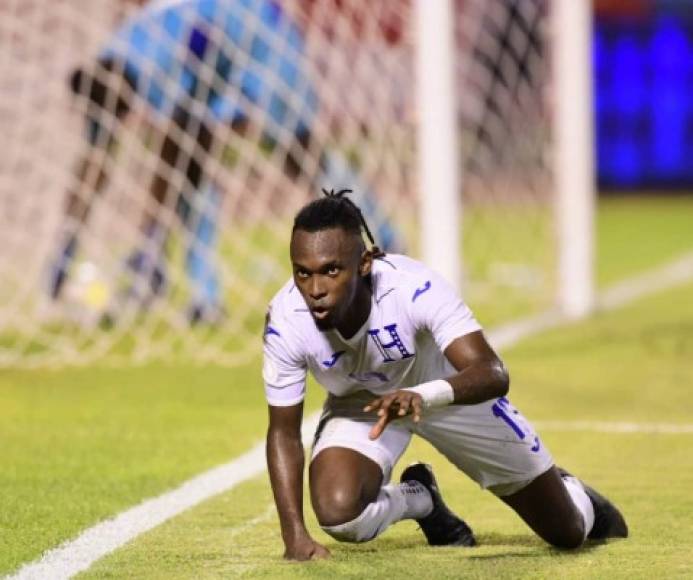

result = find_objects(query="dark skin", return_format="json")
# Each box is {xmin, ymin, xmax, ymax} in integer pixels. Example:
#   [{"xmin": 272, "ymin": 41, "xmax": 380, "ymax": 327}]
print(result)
[{"xmin": 267, "ymin": 226, "xmax": 586, "ymax": 561}]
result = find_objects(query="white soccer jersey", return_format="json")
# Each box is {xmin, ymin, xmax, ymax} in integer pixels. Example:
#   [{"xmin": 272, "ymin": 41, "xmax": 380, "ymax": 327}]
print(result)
[{"xmin": 263, "ymin": 254, "xmax": 482, "ymax": 407}]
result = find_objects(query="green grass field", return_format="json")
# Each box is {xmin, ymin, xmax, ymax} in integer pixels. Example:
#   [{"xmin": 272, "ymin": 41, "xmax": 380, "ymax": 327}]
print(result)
[{"xmin": 1, "ymin": 195, "xmax": 693, "ymax": 578}]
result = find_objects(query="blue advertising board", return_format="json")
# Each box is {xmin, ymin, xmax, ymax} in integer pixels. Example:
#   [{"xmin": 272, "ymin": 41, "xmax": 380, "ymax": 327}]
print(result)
[{"xmin": 595, "ymin": 3, "xmax": 693, "ymax": 188}]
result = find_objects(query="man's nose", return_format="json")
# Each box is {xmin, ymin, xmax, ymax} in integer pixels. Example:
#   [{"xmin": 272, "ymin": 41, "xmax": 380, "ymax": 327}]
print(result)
[{"xmin": 308, "ymin": 276, "xmax": 327, "ymax": 299}]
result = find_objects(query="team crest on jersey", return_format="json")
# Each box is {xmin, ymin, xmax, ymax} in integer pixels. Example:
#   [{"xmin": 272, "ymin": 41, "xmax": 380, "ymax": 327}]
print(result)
[{"xmin": 368, "ymin": 323, "xmax": 414, "ymax": 362}]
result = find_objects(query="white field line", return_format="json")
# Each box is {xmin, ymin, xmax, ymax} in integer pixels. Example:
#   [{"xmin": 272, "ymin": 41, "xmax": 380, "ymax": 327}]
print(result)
[
  {"xmin": 7, "ymin": 416, "xmax": 318, "ymax": 580},
  {"xmin": 487, "ymin": 251, "xmax": 693, "ymax": 351},
  {"xmin": 597, "ymin": 252, "xmax": 693, "ymax": 311},
  {"xmin": 7, "ymin": 251, "xmax": 693, "ymax": 580}
]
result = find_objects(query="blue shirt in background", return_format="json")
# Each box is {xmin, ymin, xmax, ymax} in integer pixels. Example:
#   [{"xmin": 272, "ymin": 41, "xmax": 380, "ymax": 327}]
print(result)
[{"xmin": 101, "ymin": 0, "xmax": 318, "ymax": 138}]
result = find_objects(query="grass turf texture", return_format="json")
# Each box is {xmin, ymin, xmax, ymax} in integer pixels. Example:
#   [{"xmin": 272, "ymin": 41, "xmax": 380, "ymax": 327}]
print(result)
[
  {"xmin": 1, "ymin": 194, "xmax": 692, "ymax": 576},
  {"xmin": 79, "ymin": 280, "xmax": 693, "ymax": 579},
  {"xmin": 597, "ymin": 195, "xmax": 693, "ymax": 287},
  {"xmin": 0, "ymin": 364, "xmax": 284, "ymax": 575}
]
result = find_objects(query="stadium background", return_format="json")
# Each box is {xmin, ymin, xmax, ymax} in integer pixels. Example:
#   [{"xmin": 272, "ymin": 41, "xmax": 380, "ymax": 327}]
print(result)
[{"xmin": 1, "ymin": 0, "xmax": 692, "ymax": 578}]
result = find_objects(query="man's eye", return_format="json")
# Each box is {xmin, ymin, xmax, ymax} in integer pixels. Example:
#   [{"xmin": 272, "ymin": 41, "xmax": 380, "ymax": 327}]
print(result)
[
  {"xmin": 296, "ymin": 270, "xmax": 309, "ymax": 279},
  {"xmin": 327, "ymin": 267, "xmax": 339, "ymax": 276}
]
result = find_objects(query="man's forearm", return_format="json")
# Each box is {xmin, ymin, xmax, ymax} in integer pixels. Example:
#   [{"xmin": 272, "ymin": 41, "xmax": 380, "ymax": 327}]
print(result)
[
  {"xmin": 266, "ymin": 427, "xmax": 310, "ymax": 543},
  {"xmin": 448, "ymin": 359, "xmax": 509, "ymax": 405}
]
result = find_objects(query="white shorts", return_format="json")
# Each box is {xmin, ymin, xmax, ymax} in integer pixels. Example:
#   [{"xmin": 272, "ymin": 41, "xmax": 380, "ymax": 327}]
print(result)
[{"xmin": 311, "ymin": 392, "xmax": 553, "ymax": 497}]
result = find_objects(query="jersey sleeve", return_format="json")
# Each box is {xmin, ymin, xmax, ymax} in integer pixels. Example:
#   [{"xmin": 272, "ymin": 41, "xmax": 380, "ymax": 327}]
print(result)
[
  {"xmin": 408, "ymin": 270, "xmax": 482, "ymax": 353},
  {"xmin": 262, "ymin": 306, "xmax": 308, "ymax": 407}
]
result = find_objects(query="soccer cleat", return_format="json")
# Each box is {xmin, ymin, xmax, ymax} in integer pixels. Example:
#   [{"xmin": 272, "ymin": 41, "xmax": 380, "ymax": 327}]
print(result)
[
  {"xmin": 557, "ymin": 467, "xmax": 628, "ymax": 540},
  {"xmin": 400, "ymin": 462, "xmax": 476, "ymax": 547}
]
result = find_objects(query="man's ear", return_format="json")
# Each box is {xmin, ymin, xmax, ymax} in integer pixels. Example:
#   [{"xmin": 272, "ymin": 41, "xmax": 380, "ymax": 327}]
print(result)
[{"xmin": 359, "ymin": 249, "xmax": 373, "ymax": 277}]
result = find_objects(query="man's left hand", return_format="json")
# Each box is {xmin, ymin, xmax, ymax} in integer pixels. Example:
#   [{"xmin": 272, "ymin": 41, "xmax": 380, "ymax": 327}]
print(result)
[{"xmin": 364, "ymin": 390, "xmax": 423, "ymax": 440}]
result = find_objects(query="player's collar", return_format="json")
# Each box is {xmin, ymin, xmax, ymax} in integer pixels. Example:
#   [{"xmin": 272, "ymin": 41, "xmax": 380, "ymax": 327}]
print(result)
[
  {"xmin": 370, "ymin": 261, "xmax": 396, "ymax": 305},
  {"xmin": 334, "ymin": 285, "xmax": 377, "ymax": 346},
  {"xmin": 335, "ymin": 313, "xmax": 370, "ymax": 346}
]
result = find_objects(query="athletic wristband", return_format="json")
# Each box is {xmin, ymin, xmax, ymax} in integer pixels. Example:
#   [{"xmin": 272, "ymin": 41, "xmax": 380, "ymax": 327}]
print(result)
[{"xmin": 402, "ymin": 379, "xmax": 454, "ymax": 409}]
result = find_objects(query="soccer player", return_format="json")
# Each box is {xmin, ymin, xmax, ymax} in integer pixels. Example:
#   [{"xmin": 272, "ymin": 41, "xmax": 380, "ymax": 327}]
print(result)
[
  {"xmin": 263, "ymin": 190, "xmax": 628, "ymax": 561},
  {"xmin": 48, "ymin": 0, "xmax": 401, "ymax": 322}
]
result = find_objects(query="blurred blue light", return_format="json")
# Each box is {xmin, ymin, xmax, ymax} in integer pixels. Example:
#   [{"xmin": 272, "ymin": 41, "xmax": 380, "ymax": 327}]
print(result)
[
  {"xmin": 594, "ymin": 15, "xmax": 693, "ymax": 188},
  {"xmin": 611, "ymin": 37, "xmax": 646, "ymax": 116}
]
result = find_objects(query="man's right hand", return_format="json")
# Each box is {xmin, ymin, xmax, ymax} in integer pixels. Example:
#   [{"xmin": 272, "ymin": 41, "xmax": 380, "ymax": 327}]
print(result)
[{"xmin": 284, "ymin": 535, "xmax": 331, "ymax": 561}]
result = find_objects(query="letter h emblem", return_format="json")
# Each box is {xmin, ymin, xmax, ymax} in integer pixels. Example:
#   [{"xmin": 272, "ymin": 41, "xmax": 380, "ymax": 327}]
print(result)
[{"xmin": 368, "ymin": 324, "xmax": 413, "ymax": 362}]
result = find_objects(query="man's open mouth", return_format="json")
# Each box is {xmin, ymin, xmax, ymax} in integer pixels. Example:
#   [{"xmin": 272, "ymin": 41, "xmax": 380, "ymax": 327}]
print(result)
[{"xmin": 311, "ymin": 306, "xmax": 330, "ymax": 320}]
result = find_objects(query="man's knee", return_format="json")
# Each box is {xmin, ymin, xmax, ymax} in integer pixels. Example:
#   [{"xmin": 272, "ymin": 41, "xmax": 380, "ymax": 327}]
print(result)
[
  {"xmin": 312, "ymin": 481, "xmax": 378, "ymax": 543},
  {"xmin": 317, "ymin": 498, "xmax": 374, "ymax": 544},
  {"xmin": 309, "ymin": 446, "xmax": 384, "ymax": 542},
  {"xmin": 313, "ymin": 486, "xmax": 367, "ymax": 529}
]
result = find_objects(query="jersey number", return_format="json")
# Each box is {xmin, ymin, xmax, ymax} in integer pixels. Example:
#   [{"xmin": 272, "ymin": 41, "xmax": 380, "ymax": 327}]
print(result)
[{"xmin": 491, "ymin": 397, "xmax": 541, "ymax": 452}]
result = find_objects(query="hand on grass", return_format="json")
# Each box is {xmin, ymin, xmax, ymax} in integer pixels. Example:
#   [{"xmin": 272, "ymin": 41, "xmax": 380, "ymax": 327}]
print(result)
[{"xmin": 284, "ymin": 535, "xmax": 330, "ymax": 561}]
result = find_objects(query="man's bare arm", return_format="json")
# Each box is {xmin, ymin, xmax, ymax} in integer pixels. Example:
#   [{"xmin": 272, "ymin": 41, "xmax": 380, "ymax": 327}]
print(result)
[
  {"xmin": 443, "ymin": 330, "xmax": 509, "ymax": 404},
  {"xmin": 266, "ymin": 402, "xmax": 330, "ymax": 561}
]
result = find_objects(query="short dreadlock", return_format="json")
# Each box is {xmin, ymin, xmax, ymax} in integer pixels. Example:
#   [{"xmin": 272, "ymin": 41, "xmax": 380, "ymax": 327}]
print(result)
[{"xmin": 292, "ymin": 189, "xmax": 385, "ymax": 257}]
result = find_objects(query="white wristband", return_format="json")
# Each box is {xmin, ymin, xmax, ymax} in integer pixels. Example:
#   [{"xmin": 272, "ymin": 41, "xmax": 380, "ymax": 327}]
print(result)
[{"xmin": 402, "ymin": 379, "xmax": 454, "ymax": 409}]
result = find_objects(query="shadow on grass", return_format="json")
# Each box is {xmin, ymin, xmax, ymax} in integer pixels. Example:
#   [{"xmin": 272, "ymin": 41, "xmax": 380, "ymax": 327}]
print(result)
[
  {"xmin": 325, "ymin": 532, "xmax": 605, "ymax": 560},
  {"xmin": 329, "ymin": 536, "xmax": 423, "ymax": 555},
  {"xmin": 474, "ymin": 531, "xmax": 544, "ymax": 548},
  {"xmin": 466, "ymin": 532, "xmax": 604, "ymax": 561}
]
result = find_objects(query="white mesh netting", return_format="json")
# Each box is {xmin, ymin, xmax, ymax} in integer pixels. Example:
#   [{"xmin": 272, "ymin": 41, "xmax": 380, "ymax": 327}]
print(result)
[{"xmin": 0, "ymin": 0, "xmax": 552, "ymax": 367}]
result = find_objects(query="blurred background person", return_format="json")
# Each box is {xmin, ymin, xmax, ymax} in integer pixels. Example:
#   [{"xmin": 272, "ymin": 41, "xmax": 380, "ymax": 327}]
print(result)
[{"xmin": 47, "ymin": 0, "xmax": 402, "ymax": 325}]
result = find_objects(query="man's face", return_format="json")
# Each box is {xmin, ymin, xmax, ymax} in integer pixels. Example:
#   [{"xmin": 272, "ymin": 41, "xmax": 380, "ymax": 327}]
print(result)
[{"xmin": 290, "ymin": 227, "xmax": 371, "ymax": 331}]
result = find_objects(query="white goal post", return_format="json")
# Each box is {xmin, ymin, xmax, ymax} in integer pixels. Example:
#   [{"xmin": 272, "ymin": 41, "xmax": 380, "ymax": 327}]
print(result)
[
  {"xmin": 418, "ymin": 0, "xmax": 595, "ymax": 310},
  {"xmin": 415, "ymin": 0, "xmax": 462, "ymax": 291},
  {"xmin": 552, "ymin": 0, "xmax": 596, "ymax": 317}
]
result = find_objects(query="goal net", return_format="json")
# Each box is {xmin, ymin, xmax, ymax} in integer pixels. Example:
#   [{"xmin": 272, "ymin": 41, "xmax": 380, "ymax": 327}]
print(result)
[{"xmin": 0, "ymin": 0, "xmax": 555, "ymax": 368}]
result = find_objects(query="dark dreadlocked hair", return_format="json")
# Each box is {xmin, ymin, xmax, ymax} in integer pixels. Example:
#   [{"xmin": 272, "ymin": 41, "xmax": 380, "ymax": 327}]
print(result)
[{"xmin": 293, "ymin": 189, "xmax": 385, "ymax": 257}]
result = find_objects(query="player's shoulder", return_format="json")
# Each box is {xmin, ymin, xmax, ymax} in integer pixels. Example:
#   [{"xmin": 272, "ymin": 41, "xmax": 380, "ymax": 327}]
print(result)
[
  {"xmin": 263, "ymin": 278, "xmax": 315, "ymax": 359},
  {"xmin": 374, "ymin": 253, "xmax": 434, "ymax": 276},
  {"xmin": 266, "ymin": 277, "xmax": 313, "ymax": 332},
  {"xmin": 372, "ymin": 253, "xmax": 453, "ymax": 303}
]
